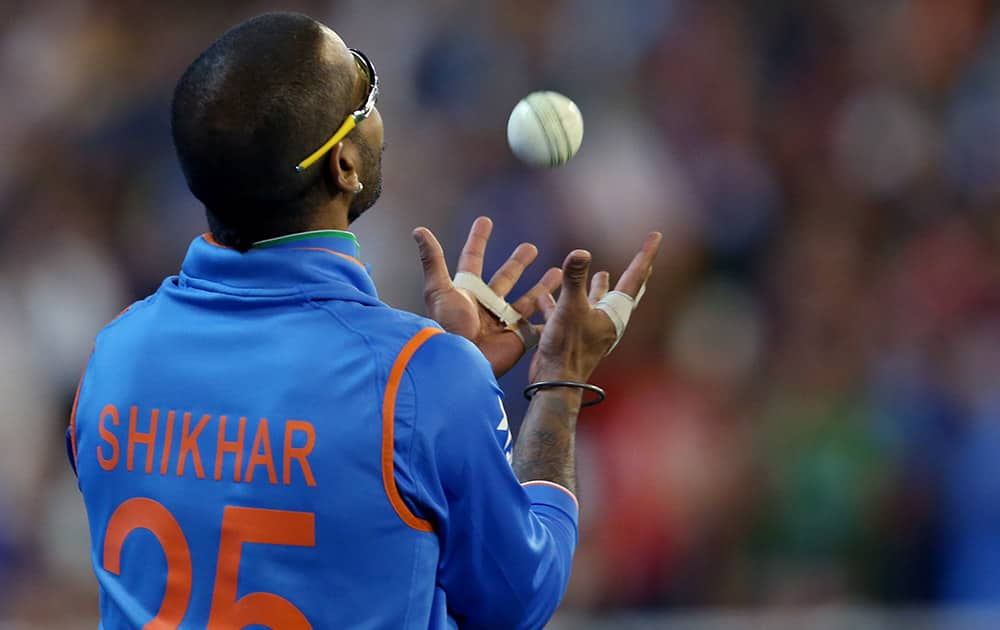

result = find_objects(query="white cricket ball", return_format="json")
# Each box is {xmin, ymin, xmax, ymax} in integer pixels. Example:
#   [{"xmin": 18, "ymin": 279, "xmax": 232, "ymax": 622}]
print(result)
[{"xmin": 506, "ymin": 91, "xmax": 584, "ymax": 168}]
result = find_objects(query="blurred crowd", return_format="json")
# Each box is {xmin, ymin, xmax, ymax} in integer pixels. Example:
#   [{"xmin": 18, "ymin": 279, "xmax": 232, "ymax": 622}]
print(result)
[{"xmin": 2, "ymin": 0, "xmax": 999, "ymax": 625}]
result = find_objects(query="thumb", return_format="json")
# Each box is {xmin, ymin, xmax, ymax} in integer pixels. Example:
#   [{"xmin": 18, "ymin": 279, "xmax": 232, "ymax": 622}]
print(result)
[
  {"xmin": 559, "ymin": 249, "xmax": 592, "ymax": 303},
  {"xmin": 412, "ymin": 227, "xmax": 451, "ymax": 291}
]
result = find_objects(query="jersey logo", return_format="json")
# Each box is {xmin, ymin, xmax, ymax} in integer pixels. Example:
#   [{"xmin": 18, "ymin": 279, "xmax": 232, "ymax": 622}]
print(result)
[{"xmin": 495, "ymin": 397, "xmax": 512, "ymax": 465}]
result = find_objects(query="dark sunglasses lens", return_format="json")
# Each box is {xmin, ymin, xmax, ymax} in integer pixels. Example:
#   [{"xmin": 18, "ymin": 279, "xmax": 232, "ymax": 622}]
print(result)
[
  {"xmin": 352, "ymin": 51, "xmax": 373, "ymax": 89},
  {"xmin": 356, "ymin": 58, "xmax": 370, "ymax": 85},
  {"xmin": 350, "ymin": 50, "xmax": 377, "ymax": 113}
]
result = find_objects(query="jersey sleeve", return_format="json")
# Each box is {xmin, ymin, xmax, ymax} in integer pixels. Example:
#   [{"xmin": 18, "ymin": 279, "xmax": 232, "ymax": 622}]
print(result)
[{"xmin": 402, "ymin": 332, "xmax": 578, "ymax": 629}]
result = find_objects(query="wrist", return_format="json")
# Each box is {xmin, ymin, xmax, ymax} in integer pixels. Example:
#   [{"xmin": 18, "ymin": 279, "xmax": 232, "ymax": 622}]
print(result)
[
  {"xmin": 525, "ymin": 380, "xmax": 606, "ymax": 408},
  {"xmin": 525, "ymin": 386, "xmax": 583, "ymax": 420},
  {"xmin": 530, "ymin": 359, "xmax": 589, "ymax": 384}
]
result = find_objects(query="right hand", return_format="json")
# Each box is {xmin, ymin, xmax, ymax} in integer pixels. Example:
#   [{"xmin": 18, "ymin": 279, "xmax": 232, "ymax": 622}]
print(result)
[{"xmin": 530, "ymin": 232, "xmax": 663, "ymax": 384}]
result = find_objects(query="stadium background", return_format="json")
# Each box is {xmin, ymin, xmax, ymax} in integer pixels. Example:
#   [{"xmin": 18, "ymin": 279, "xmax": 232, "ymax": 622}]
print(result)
[{"xmin": 2, "ymin": 0, "xmax": 1000, "ymax": 627}]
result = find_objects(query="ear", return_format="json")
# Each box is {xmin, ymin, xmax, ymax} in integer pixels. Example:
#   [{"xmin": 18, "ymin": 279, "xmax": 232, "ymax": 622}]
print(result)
[{"xmin": 327, "ymin": 141, "xmax": 361, "ymax": 194}]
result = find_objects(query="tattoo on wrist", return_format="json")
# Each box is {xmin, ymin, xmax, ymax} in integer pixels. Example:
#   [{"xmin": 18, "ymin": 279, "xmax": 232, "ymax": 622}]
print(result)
[{"xmin": 512, "ymin": 392, "xmax": 579, "ymax": 492}]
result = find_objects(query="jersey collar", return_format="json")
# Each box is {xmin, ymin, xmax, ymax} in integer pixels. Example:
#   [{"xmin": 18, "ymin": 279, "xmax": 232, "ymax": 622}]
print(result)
[
  {"xmin": 179, "ymin": 230, "xmax": 378, "ymax": 300},
  {"xmin": 251, "ymin": 229, "xmax": 361, "ymax": 255}
]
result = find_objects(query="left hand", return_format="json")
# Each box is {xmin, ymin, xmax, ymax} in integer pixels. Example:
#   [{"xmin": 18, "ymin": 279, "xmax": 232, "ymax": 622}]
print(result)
[{"xmin": 413, "ymin": 217, "xmax": 562, "ymax": 377}]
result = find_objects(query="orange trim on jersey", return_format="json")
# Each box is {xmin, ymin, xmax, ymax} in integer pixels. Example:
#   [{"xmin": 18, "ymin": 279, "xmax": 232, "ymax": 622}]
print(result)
[
  {"xmin": 290, "ymin": 246, "xmax": 367, "ymax": 273},
  {"xmin": 202, "ymin": 232, "xmax": 229, "ymax": 249},
  {"xmin": 69, "ymin": 304, "xmax": 133, "ymax": 469},
  {"xmin": 381, "ymin": 327, "xmax": 443, "ymax": 532}
]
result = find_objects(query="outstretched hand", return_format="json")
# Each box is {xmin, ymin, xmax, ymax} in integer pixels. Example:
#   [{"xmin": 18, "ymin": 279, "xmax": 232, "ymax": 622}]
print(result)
[
  {"xmin": 413, "ymin": 217, "xmax": 562, "ymax": 378},
  {"xmin": 530, "ymin": 232, "xmax": 663, "ymax": 383}
]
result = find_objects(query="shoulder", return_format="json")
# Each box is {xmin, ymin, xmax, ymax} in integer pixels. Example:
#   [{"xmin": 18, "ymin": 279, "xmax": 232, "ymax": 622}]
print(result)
[
  {"xmin": 312, "ymin": 297, "xmax": 443, "ymax": 350},
  {"xmin": 92, "ymin": 293, "xmax": 159, "ymax": 348},
  {"xmin": 405, "ymin": 330, "xmax": 492, "ymax": 379},
  {"xmin": 374, "ymin": 306, "xmax": 445, "ymax": 347},
  {"xmin": 402, "ymin": 330, "xmax": 501, "ymax": 417}
]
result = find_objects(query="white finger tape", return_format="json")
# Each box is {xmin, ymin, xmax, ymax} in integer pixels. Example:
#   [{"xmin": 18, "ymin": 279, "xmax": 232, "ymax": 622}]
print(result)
[
  {"xmin": 453, "ymin": 272, "xmax": 523, "ymax": 327},
  {"xmin": 595, "ymin": 290, "xmax": 637, "ymax": 354}
]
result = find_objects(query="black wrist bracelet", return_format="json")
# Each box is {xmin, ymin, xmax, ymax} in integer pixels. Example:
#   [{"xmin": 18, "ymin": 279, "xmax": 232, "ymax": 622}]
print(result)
[{"xmin": 523, "ymin": 380, "xmax": 606, "ymax": 407}]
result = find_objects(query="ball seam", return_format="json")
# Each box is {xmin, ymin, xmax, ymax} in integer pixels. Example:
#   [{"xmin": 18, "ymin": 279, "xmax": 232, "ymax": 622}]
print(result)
[
  {"xmin": 526, "ymin": 93, "xmax": 561, "ymax": 166},
  {"xmin": 540, "ymin": 93, "xmax": 573, "ymax": 164}
]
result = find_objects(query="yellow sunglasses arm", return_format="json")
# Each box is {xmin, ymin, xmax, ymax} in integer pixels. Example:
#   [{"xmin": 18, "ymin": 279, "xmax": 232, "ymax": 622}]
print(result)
[{"xmin": 295, "ymin": 117, "xmax": 359, "ymax": 172}]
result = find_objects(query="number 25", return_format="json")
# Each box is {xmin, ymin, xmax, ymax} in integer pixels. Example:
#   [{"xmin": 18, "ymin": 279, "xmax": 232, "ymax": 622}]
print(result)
[{"xmin": 103, "ymin": 498, "xmax": 315, "ymax": 629}]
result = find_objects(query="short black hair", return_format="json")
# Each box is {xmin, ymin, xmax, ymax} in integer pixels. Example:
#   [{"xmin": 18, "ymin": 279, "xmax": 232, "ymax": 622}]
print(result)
[{"xmin": 171, "ymin": 12, "xmax": 355, "ymax": 251}]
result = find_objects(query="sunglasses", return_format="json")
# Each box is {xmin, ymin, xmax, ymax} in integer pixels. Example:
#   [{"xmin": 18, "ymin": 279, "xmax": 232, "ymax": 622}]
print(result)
[{"xmin": 295, "ymin": 48, "xmax": 379, "ymax": 172}]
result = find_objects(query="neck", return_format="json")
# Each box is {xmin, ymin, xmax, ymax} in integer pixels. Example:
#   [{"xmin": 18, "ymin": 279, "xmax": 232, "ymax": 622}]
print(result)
[{"xmin": 308, "ymin": 196, "xmax": 352, "ymax": 232}]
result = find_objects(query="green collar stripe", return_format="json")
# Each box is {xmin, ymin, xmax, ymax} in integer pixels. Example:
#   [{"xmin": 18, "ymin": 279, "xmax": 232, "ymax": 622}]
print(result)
[{"xmin": 252, "ymin": 230, "xmax": 360, "ymax": 253}]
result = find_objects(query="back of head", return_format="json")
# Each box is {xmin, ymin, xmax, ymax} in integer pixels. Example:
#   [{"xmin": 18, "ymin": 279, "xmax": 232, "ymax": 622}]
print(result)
[{"xmin": 171, "ymin": 12, "xmax": 354, "ymax": 251}]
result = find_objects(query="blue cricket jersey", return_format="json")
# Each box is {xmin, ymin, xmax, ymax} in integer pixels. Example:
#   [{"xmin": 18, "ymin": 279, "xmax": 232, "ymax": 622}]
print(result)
[{"xmin": 68, "ymin": 230, "xmax": 579, "ymax": 629}]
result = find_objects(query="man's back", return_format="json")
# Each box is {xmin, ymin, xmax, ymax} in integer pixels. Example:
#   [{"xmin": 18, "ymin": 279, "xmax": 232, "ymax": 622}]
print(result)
[
  {"xmin": 72, "ymin": 233, "xmax": 456, "ymax": 628},
  {"xmin": 69, "ymin": 12, "xmax": 660, "ymax": 628}
]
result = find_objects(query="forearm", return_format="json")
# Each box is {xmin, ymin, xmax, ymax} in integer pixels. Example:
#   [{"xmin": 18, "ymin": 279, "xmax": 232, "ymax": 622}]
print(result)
[{"xmin": 512, "ymin": 387, "xmax": 582, "ymax": 493}]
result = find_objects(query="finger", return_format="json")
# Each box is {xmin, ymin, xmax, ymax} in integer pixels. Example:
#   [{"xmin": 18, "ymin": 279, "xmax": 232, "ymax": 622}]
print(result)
[
  {"xmin": 558, "ymin": 249, "xmax": 592, "ymax": 305},
  {"xmin": 512, "ymin": 267, "xmax": 562, "ymax": 319},
  {"xmin": 536, "ymin": 292, "xmax": 557, "ymax": 322},
  {"xmin": 613, "ymin": 232, "xmax": 663, "ymax": 299},
  {"xmin": 488, "ymin": 242, "xmax": 538, "ymax": 297},
  {"xmin": 412, "ymin": 227, "xmax": 452, "ymax": 294},
  {"xmin": 456, "ymin": 216, "xmax": 493, "ymax": 276},
  {"xmin": 589, "ymin": 271, "xmax": 610, "ymax": 304}
]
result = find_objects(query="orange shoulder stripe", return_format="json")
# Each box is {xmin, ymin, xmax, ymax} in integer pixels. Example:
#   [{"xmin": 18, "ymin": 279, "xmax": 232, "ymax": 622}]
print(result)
[{"xmin": 381, "ymin": 327, "xmax": 443, "ymax": 532}]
